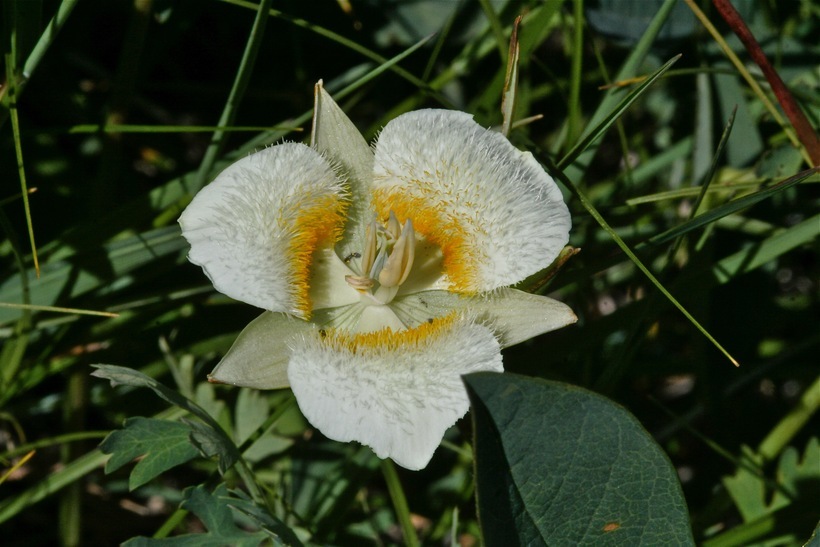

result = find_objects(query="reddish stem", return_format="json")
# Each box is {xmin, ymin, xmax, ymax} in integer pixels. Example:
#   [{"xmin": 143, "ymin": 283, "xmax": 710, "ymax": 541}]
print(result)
[{"xmin": 712, "ymin": 0, "xmax": 820, "ymax": 166}]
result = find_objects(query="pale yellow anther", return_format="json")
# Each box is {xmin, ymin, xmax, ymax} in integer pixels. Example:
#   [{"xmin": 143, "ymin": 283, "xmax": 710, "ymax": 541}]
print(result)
[
  {"xmin": 378, "ymin": 220, "xmax": 416, "ymax": 288},
  {"xmin": 386, "ymin": 211, "xmax": 402, "ymax": 241},
  {"xmin": 360, "ymin": 220, "xmax": 378, "ymax": 278},
  {"xmin": 345, "ymin": 274, "xmax": 375, "ymax": 291}
]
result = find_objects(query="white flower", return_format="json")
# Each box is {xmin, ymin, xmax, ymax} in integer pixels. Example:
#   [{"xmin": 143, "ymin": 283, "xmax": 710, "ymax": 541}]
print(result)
[{"xmin": 179, "ymin": 82, "xmax": 575, "ymax": 470}]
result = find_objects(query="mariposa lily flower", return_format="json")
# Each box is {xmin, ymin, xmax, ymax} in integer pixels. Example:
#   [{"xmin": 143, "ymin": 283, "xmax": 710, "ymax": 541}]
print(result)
[{"xmin": 179, "ymin": 82, "xmax": 575, "ymax": 470}]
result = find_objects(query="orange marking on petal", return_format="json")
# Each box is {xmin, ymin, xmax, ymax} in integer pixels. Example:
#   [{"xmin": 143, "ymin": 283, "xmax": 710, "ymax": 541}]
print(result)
[
  {"xmin": 323, "ymin": 312, "xmax": 458, "ymax": 354},
  {"xmin": 372, "ymin": 188, "xmax": 483, "ymax": 293},
  {"xmin": 287, "ymin": 193, "xmax": 348, "ymax": 317}
]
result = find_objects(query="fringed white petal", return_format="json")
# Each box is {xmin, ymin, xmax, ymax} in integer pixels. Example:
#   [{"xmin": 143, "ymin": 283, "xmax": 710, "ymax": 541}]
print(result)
[
  {"xmin": 372, "ymin": 110, "xmax": 571, "ymax": 292},
  {"xmin": 287, "ymin": 316, "xmax": 503, "ymax": 470},
  {"xmin": 179, "ymin": 143, "xmax": 346, "ymax": 316}
]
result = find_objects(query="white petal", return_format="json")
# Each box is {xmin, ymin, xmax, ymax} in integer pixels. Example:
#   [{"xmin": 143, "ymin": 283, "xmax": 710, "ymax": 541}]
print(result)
[
  {"xmin": 179, "ymin": 143, "xmax": 346, "ymax": 316},
  {"xmin": 372, "ymin": 110, "xmax": 571, "ymax": 292},
  {"xmin": 209, "ymin": 312, "xmax": 315, "ymax": 390},
  {"xmin": 311, "ymin": 81, "xmax": 376, "ymax": 262},
  {"xmin": 287, "ymin": 316, "xmax": 503, "ymax": 470}
]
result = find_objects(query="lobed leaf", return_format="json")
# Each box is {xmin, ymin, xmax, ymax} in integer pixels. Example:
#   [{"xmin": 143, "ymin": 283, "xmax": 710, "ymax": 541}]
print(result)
[
  {"xmin": 123, "ymin": 484, "xmax": 287, "ymax": 547},
  {"xmin": 99, "ymin": 417, "xmax": 199, "ymax": 491}
]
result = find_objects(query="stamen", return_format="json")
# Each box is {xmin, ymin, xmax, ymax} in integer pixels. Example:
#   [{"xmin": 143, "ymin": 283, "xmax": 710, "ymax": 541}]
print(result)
[
  {"xmin": 386, "ymin": 210, "xmax": 402, "ymax": 241},
  {"xmin": 344, "ymin": 212, "xmax": 417, "ymax": 303},
  {"xmin": 345, "ymin": 275, "xmax": 375, "ymax": 291},
  {"xmin": 360, "ymin": 220, "xmax": 378, "ymax": 277},
  {"xmin": 379, "ymin": 220, "xmax": 415, "ymax": 287}
]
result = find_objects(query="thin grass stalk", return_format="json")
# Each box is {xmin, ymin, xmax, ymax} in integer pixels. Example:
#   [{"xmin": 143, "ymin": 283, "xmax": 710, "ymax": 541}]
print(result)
[
  {"xmin": 195, "ymin": 0, "xmax": 273, "ymax": 191},
  {"xmin": 683, "ymin": 0, "xmax": 811, "ymax": 165}
]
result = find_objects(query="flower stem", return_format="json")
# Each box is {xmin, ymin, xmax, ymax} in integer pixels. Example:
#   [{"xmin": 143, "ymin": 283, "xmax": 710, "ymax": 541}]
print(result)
[{"xmin": 381, "ymin": 459, "xmax": 419, "ymax": 547}]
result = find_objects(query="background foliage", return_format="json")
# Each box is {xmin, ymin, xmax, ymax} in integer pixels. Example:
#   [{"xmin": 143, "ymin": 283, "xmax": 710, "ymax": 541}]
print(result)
[{"xmin": 1, "ymin": 0, "xmax": 818, "ymax": 545}]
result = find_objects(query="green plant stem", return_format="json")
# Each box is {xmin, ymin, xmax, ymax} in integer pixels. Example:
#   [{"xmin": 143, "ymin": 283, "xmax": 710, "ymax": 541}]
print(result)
[
  {"xmin": 153, "ymin": 508, "xmax": 189, "ymax": 539},
  {"xmin": 567, "ymin": 0, "xmax": 583, "ymax": 146},
  {"xmin": 5, "ymin": 54, "xmax": 39, "ymax": 276},
  {"xmin": 381, "ymin": 459, "xmax": 419, "ymax": 547}
]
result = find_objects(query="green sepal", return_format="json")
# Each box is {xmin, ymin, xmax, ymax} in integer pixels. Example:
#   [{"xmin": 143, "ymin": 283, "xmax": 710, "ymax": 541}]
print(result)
[
  {"xmin": 311, "ymin": 81, "xmax": 375, "ymax": 261},
  {"xmin": 208, "ymin": 312, "xmax": 316, "ymax": 390}
]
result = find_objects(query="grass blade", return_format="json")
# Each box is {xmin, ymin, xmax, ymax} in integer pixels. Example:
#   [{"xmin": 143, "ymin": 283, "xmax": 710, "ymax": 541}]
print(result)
[
  {"xmin": 195, "ymin": 0, "xmax": 274, "ymax": 191},
  {"xmin": 644, "ymin": 167, "xmax": 818, "ymax": 248},
  {"xmin": 539, "ymin": 151, "xmax": 740, "ymax": 367},
  {"xmin": 4, "ymin": 54, "xmax": 39, "ymax": 278},
  {"xmin": 558, "ymin": 53, "xmax": 681, "ymax": 171}
]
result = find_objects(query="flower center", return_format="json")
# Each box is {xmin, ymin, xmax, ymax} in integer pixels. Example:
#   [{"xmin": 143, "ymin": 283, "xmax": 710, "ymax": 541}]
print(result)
[{"xmin": 345, "ymin": 211, "xmax": 415, "ymax": 306}]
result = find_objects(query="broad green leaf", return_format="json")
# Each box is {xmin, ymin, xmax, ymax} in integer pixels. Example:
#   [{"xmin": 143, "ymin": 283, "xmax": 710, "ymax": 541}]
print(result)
[
  {"xmin": 99, "ymin": 417, "xmax": 199, "ymax": 491},
  {"xmin": 226, "ymin": 489, "xmax": 305, "ymax": 547},
  {"xmin": 123, "ymin": 484, "xmax": 285, "ymax": 547},
  {"xmin": 184, "ymin": 419, "xmax": 238, "ymax": 475},
  {"xmin": 465, "ymin": 372, "xmax": 694, "ymax": 546}
]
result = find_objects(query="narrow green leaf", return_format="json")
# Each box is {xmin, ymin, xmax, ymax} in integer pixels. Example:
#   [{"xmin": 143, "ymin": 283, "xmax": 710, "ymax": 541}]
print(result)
[
  {"xmin": 539, "ymin": 151, "xmax": 740, "ymax": 366},
  {"xmin": 563, "ymin": 0, "xmax": 678, "ymax": 182},
  {"xmin": 558, "ymin": 53, "xmax": 682, "ymax": 171},
  {"xmin": 644, "ymin": 167, "xmax": 817, "ymax": 248},
  {"xmin": 0, "ymin": 226, "xmax": 186, "ymax": 325},
  {"xmin": 224, "ymin": 0, "xmax": 434, "ymax": 94},
  {"xmin": 466, "ymin": 372, "xmax": 694, "ymax": 546},
  {"xmin": 566, "ymin": 0, "xmax": 584, "ymax": 146},
  {"xmin": 195, "ymin": 0, "xmax": 273, "ymax": 192},
  {"xmin": 0, "ymin": 449, "xmax": 104, "ymax": 525},
  {"xmin": 707, "ymin": 213, "xmax": 819, "ymax": 285},
  {"xmin": 99, "ymin": 417, "xmax": 199, "ymax": 491},
  {"xmin": 477, "ymin": 0, "xmax": 507, "ymax": 63}
]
